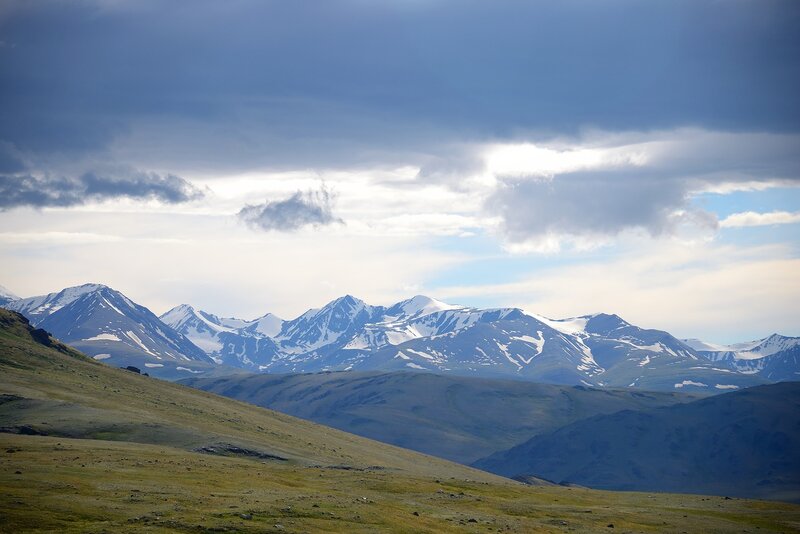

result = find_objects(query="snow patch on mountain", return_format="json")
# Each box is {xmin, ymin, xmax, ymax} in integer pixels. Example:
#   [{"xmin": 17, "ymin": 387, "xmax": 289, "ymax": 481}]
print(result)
[
  {"xmin": 247, "ymin": 313, "xmax": 284, "ymax": 337},
  {"xmin": 387, "ymin": 295, "xmax": 463, "ymax": 317},
  {"xmin": 84, "ymin": 333, "xmax": 121, "ymax": 342},
  {"xmin": 530, "ymin": 313, "xmax": 589, "ymax": 336},
  {"xmin": 681, "ymin": 338, "xmax": 730, "ymax": 352},
  {"xmin": 675, "ymin": 380, "xmax": 708, "ymax": 388}
]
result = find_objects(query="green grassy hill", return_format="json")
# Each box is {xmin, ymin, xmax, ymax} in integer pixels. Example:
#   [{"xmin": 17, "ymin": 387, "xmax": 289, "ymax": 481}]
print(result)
[{"xmin": 1, "ymin": 308, "xmax": 799, "ymax": 532}]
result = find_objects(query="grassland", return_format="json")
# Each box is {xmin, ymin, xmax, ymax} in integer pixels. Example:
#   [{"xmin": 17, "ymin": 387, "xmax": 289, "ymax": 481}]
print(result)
[{"xmin": 1, "ymin": 309, "xmax": 799, "ymax": 532}]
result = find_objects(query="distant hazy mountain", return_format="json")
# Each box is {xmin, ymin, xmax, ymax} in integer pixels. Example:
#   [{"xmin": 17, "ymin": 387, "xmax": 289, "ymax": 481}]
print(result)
[
  {"xmin": 473, "ymin": 382, "xmax": 800, "ymax": 502},
  {"xmin": 684, "ymin": 335, "xmax": 800, "ymax": 382},
  {"xmin": 5, "ymin": 284, "xmax": 217, "ymax": 378},
  {"xmin": 182, "ymin": 370, "xmax": 703, "ymax": 464},
  {"xmin": 0, "ymin": 284, "xmax": 18, "ymax": 307}
]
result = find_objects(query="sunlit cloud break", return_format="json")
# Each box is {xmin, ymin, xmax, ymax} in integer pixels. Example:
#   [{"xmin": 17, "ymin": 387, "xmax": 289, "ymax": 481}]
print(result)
[{"xmin": 720, "ymin": 211, "xmax": 800, "ymax": 228}]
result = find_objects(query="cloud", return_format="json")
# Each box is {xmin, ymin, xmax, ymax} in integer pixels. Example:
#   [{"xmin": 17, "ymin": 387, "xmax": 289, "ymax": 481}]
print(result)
[
  {"xmin": 1, "ymin": 0, "xmax": 798, "ymax": 173},
  {"xmin": 238, "ymin": 187, "xmax": 342, "ymax": 232},
  {"xmin": 483, "ymin": 129, "xmax": 800, "ymax": 247},
  {"xmin": 0, "ymin": 142, "xmax": 25, "ymax": 173},
  {"xmin": 487, "ymin": 169, "xmax": 690, "ymax": 242},
  {"xmin": 720, "ymin": 211, "xmax": 800, "ymax": 228},
  {"xmin": 0, "ymin": 170, "xmax": 203, "ymax": 210}
]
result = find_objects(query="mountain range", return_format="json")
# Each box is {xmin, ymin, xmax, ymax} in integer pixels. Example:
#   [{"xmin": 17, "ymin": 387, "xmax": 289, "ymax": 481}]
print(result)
[{"xmin": 2, "ymin": 282, "xmax": 797, "ymax": 390}]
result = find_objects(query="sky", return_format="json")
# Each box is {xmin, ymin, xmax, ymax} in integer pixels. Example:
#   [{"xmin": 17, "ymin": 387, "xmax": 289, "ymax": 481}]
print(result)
[{"xmin": 1, "ymin": 0, "xmax": 799, "ymax": 343}]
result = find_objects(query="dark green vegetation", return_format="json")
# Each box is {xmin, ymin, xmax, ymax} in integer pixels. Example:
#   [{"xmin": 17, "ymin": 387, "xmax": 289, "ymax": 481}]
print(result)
[
  {"xmin": 2, "ymin": 308, "xmax": 799, "ymax": 532},
  {"xmin": 182, "ymin": 371, "xmax": 703, "ymax": 464},
  {"xmin": 474, "ymin": 382, "xmax": 800, "ymax": 503}
]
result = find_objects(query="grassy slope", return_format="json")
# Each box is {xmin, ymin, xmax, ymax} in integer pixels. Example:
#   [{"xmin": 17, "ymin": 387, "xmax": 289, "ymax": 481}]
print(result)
[{"xmin": 1, "ymin": 309, "xmax": 799, "ymax": 532}]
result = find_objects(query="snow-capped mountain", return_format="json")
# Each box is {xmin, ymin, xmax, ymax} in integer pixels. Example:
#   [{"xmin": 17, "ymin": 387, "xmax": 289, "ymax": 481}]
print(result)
[
  {"xmin": 3, "ymin": 281, "xmax": 788, "ymax": 390},
  {"xmin": 0, "ymin": 284, "xmax": 19, "ymax": 307},
  {"xmin": 346, "ymin": 311, "xmax": 761, "ymax": 391},
  {"xmin": 243, "ymin": 313, "xmax": 284, "ymax": 337},
  {"xmin": 160, "ymin": 304, "xmax": 285, "ymax": 370},
  {"xmin": 683, "ymin": 334, "xmax": 800, "ymax": 381},
  {"xmin": 6, "ymin": 284, "xmax": 215, "ymax": 378},
  {"xmin": 162, "ymin": 293, "xmax": 767, "ymax": 391},
  {"xmin": 159, "ymin": 304, "xmax": 284, "ymax": 369},
  {"xmin": 273, "ymin": 295, "xmax": 382, "ymax": 354},
  {"xmin": 160, "ymin": 304, "xmax": 240, "ymax": 354},
  {"xmin": 6, "ymin": 283, "xmax": 105, "ymax": 322}
]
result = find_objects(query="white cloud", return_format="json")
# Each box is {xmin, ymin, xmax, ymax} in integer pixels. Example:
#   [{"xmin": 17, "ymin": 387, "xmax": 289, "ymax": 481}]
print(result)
[
  {"xmin": 482, "ymin": 129, "xmax": 800, "ymax": 247},
  {"xmin": 720, "ymin": 211, "xmax": 800, "ymax": 228}
]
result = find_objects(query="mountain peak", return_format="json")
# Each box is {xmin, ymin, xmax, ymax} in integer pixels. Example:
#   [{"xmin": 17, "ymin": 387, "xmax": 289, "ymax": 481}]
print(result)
[
  {"xmin": 160, "ymin": 304, "xmax": 197, "ymax": 324},
  {"xmin": 6, "ymin": 282, "xmax": 113, "ymax": 320},
  {"xmin": 70, "ymin": 282, "xmax": 109, "ymax": 293},
  {"xmin": 583, "ymin": 313, "xmax": 632, "ymax": 336},
  {"xmin": 388, "ymin": 295, "xmax": 459, "ymax": 318},
  {"xmin": 247, "ymin": 312, "xmax": 284, "ymax": 337},
  {"xmin": 334, "ymin": 294, "xmax": 364, "ymax": 306},
  {"xmin": 319, "ymin": 295, "xmax": 369, "ymax": 315}
]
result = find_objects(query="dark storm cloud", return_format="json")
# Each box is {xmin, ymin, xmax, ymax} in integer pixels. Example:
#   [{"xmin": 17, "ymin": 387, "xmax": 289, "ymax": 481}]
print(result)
[
  {"xmin": 238, "ymin": 188, "xmax": 342, "ymax": 232},
  {"xmin": 0, "ymin": 0, "xmax": 798, "ymax": 170},
  {"xmin": 0, "ymin": 170, "xmax": 204, "ymax": 210}
]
